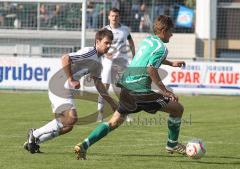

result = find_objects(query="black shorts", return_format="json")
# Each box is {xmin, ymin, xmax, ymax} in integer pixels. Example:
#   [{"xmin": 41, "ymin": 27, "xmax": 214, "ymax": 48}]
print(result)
[{"xmin": 117, "ymin": 87, "xmax": 170, "ymax": 115}]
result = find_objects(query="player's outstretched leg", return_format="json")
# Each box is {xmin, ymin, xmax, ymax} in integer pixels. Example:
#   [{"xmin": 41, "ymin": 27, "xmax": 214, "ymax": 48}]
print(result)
[
  {"xmin": 24, "ymin": 109, "xmax": 77, "ymax": 154},
  {"xmin": 74, "ymin": 111, "xmax": 125, "ymax": 160},
  {"xmin": 24, "ymin": 118, "xmax": 64, "ymax": 154}
]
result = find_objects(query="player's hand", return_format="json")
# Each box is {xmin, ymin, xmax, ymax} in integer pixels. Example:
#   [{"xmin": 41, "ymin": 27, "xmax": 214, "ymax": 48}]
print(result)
[
  {"xmin": 164, "ymin": 90, "xmax": 178, "ymax": 102},
  {"xmin": 68, "ymin": 79, "xmax": 80, "ymax": 89},
  {"xmin": 172, "ymin": 61, "xmax": 186, "ymax": 68}
]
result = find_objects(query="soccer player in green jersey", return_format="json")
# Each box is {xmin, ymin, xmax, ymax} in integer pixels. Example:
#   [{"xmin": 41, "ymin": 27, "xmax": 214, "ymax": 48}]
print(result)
[{"xmin": 74, "ymin": 15, "xmax": 186, "ymax": 160}]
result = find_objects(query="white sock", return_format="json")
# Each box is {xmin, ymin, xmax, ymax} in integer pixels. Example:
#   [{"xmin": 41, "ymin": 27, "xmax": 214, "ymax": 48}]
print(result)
[
  {"xmin": 37, "ymin": 131, "xmax": 59, "ymax": 144},
  {"xmin": 97, "ymin": 95, "xmax": 104, "ymax": 112},
  {"xmin": 32, "ymin": 118, "xmax": 63, "ymax": 142}
]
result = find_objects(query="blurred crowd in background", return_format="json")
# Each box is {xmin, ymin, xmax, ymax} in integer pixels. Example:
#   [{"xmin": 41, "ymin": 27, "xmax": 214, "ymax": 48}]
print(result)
[{"xmin": 0, "ymin": 0, "xmax": 195, "ymax": 33}]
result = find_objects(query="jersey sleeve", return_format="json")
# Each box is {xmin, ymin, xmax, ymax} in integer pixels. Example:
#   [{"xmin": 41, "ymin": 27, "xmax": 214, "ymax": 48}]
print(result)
[
  {"xmin": 68, "ymin": 51, "xmax": 79, "ymax": 63},
  {"xmin": 68, "ymin": 50, "xmax": 84, "ymax": 64},
  {"xmin": 68, "ymin": 47, "xmax": 96, "ymax": 64},
  {"xmin": 148, "ymin": 48, "xmax": 167, "ymax": 68}
]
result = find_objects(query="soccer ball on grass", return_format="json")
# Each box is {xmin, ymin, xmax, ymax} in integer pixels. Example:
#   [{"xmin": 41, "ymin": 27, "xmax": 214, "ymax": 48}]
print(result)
[{"xmin": 186, "ymin": 139, "xmax": 206, "ymax": 159}]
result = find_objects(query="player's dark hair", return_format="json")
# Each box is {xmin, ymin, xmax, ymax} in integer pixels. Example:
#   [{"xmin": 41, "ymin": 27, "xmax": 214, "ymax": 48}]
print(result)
[
  {"xmin": 153, "ymin": 15, "xmax": 174, "ymax": 34},
  {"xmin": 108, "ymin": 7, "xmax": 120, "ymax": 15},
  {"xmin": 95, "ymin": 28, "xmax": 113, "ymax": 41}
]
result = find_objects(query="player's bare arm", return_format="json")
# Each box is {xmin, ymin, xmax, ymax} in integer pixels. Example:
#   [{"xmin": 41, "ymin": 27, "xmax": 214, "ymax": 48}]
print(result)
[
  {"xmin": 128, "ymin": 38, "xmax": 135, "ymax": 58},
  {"xmin": 92, "ymin": 76, "xmax": 118, "ymax": 111},
  {"xmin": 163, "ymin": 59, "xmax": 186, "ymax": 68},
  {"xmin": 148, "ymin": 65, "xmax": 178, "ymax": 102},
  {"xmin": 61, "ymin": 54, "xmax": 80, "ymax": 89}
]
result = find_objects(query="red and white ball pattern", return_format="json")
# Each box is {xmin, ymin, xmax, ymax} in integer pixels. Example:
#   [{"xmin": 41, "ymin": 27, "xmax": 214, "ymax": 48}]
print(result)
[{"xmin": 186, "ymin": 139, "xmax": 206, "ymax": 159}]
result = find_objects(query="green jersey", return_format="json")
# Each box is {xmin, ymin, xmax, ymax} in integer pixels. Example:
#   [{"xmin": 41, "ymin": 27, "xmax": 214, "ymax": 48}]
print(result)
[{"xmin": 119, "ymin": 35, "xmax": 168, "ymax": 92}]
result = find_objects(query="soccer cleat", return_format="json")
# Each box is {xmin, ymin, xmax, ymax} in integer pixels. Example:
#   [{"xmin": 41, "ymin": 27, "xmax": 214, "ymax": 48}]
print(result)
[
  {"xmin": 34, "ymin": 144, "xmax": 41, "ymax": 153},
  {"xmin": 27, "ymin": 128, "xmax": 40, "ymax": 154},
  {"xmin": 74, "ymin": 144, "xmax": 87, "ymax": 160},
  {"xmin": 23, "ymin": 141, "xmax": 41, "ymax": 153},
  {"xmin": 166, "ymin": 143, "xmax": 186, "ymax": 155}
]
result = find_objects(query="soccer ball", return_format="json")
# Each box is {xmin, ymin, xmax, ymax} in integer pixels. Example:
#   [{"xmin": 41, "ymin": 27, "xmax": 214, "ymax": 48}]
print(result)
[{"xmin": 186, "ymin": 139, "xmax": 206, "ymax": 159}]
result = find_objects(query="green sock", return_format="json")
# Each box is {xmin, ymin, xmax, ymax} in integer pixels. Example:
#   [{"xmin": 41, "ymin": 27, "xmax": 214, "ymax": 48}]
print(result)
[
  {"xmin": 167, "ymin": 116, "xmax": 182, "ymax": 148},
  {"xmin": 81, "ymin": 122, "xmax": 111, "ymax": 150}
]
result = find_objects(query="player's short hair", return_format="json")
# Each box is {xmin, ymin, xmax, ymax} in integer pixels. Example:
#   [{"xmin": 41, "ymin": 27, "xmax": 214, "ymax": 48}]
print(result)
[
  {"xmin": 153, "ymin": 15, "xmax": 174, "ymax": 34},
  {"xmin": 95, "ymin": 28, "xmax": 113, "ymax": 41},
  {"xmin": 108, "ymin": 7, "xmax": 120, "ymax": 15}
]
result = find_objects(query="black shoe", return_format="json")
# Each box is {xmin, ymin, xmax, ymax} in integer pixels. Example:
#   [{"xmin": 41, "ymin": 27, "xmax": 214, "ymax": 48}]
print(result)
[
  {"xmin": 24, "ymin": 141, "xmax": 41, "ymax": 153},
  {"xmin": 35, "ymin": 144, "xmax": 41, "ymax": 153},
  {"xmin": 27, "ymin": 128, "xmax": 40, "ymax": 154}
]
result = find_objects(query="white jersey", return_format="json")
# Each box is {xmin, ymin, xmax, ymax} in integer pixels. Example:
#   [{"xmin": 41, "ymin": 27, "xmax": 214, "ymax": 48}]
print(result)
[
  {"xmin": 69, "ymin": 47, "xmax": 102, "ymax": 79},
  {"xmin": 48, "ymin": 46, "xmax": 102, "ymax": 114},
  {"xmin": 104, "ymin": 24, "xmax": 130, "ymax": 59}
]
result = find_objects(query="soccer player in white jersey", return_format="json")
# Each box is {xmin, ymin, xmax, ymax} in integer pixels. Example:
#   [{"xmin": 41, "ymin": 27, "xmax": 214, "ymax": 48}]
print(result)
[
  {"xmin": 23, "ymin": 29, "xmax": 117, "ymax": 154},
  {"xmin": 97, "ymin": 8, "xmax": 135, "ymax": 122}
]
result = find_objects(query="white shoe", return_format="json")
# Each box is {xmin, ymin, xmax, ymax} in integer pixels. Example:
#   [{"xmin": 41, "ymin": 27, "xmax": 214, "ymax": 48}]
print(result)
[
  {"xmin": 96, "ymin": 112, "xmax": 103, "ymax": 122},
  {"xmin": 126, "ymin": 115, "xmax": 133, "ymax": 122}
]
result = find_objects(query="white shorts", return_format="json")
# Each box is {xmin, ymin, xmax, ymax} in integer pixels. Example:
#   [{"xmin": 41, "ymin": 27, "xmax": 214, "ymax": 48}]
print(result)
[
  {"xmin": 48, "ymin": 90, "xmax": 76, "ymax": 114},
  {"xmin": 101, "ymin": 57, "xmax": 129, "ymax": 84}
]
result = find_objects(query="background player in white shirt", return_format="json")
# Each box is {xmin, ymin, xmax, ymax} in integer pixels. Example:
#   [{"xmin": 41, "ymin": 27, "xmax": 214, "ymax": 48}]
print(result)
[
  {"xmin": 24, "ymin": 29, "xmax": 117, "ymax": 154},
  {"xmin": 97, "ymin": 8, "xmax": 135, "ymax": 122}
]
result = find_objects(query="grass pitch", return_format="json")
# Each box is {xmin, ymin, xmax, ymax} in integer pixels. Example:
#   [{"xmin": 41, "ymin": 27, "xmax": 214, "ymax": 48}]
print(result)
[{"xmin": 0, "ymin": 91, "xmax": 239, "ymax": 169}]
